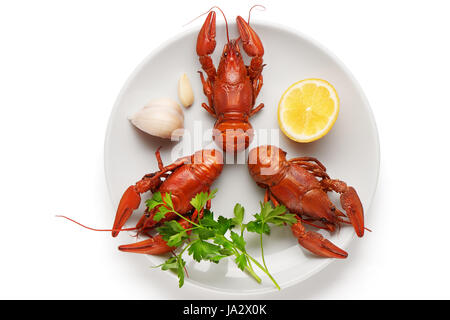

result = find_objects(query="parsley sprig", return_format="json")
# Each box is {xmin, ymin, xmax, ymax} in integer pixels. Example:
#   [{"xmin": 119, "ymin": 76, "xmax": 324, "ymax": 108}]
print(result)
[
  {"xmin": 147, "ymin": 189, "xmax": 296, "ymax": 289},
  {"xmin": 241, "ymin": 202, "xmax": 298, "ymax": 277}
]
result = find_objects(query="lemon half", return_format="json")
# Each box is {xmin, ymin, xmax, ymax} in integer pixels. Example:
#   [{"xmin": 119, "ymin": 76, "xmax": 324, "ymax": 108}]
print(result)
[{"xmin": 278, "ymin": 79, "xmax": 339, "ymax": 143}]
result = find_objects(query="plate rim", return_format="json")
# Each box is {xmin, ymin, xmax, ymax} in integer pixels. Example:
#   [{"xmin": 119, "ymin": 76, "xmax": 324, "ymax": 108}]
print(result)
[{"xmin": 104, "ymin": 19, "xmax": 380, "ymax": 295}]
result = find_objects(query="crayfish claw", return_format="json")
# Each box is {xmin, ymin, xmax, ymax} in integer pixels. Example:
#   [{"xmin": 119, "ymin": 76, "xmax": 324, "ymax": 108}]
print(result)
[
  {"xmin": 197, "ymin": 11, "xmax": 216, "ymax": 56},
  {"xmin": 112, "ymin": 186, "xmax": 141, "ymax": 237},
  {"xmin": 118, "ymin": 236, "xmax": 174, "ymax": 255},
  {"xmin": 292, "ymin": 221, "xmax": 348, "ymax": 259},
  {"xmin": 236, "ymin": 16, "xmax": 264, "ymax": 57},
  {"xmin": 341, "ymin": 186, "xmax": 365, "ymax": 237}
]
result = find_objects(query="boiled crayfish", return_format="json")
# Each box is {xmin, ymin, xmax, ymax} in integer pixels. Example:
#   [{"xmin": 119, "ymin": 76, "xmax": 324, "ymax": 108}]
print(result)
[
  {"xmin": 112, "ymin": 148, "xmax": 223, "ymax": 254},
  {"xmin": 197, "ymin": 8, "xmax": 265, "ymax": 153},
  {"xmin": 248, "ymin": 145, "xmax": 365, "ymax": 258}
]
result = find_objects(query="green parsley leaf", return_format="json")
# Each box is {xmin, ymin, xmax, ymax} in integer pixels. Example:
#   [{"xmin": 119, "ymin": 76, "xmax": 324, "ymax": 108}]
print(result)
[
  {"xmin": 189, "ymin": 189, "xmax": 218, "ymax": 212},
  {"xmin": 232, "ymin": 203, "xmax": 245, "ymax": 227},
  {"xmin": 153, "ymin": 205, "xmax": 170, "ymax": 222},
  {"xmin": 216, "ymin": 216, "xmax": 233, "ymax": 235},
  {"xmin": 156, "ymin": 220, "xmax": 186, "ymax": 242},
  {"xmin": 152, "ymin": 191, "xmax": 162, "ymax": 202},
  {"xmin": 246, "ymin": 202, "xmax": 296, "ymax": 235},
  {"xmin": 159, "ymin": 257, "xmax": 178, "ymax": 271},
  {"xmin": 259, "ymin": 202, "xmax": 273, "ymax": 220},
  {"xmin": 208, "ymin": 188, "xmax": 218, "ymax": 200},
  {"xmin": 213, "ymin": 234, "xmax": 234, "ymax": 251},
  {"xmin": 235, "ymin": 254, "xmax": 247, "ymax": 271},
  {"xmin": 207, "ymin": 254, "xmax": 229, "ymax": 263},
  {"xmin": 156, "ymin": 256, "xmax": 186, "ymax": 288},
  {"xmin": 265, "ymin": 203, "xmax": 286, "ymax": 219},
  {"xmin": 261, "ymin": 202, "xmax": 297, "ymax": 226},
  {"xmin": 194, "ymin": 228, "xmax": 216, "ymax": 240},
  {"xmin": 145, "ymin": 191, "xmax": 163, "ymax": 210},
  {"xmin": 163, "ymin": 192, "xmax": 174, "ymax": 209},
  {"xmin": 246, "ymin": 220, "xmax": 271, "ymax": 235},
  {"xmin": 269, "ymin": 213, "xmax": 298, "ymax": 226},
  {"xmin": 188, "ymin": 239, "xmax": 227, "ymax": 263},
  {"xmin": 167, "ymin": 231, "xmax": 189, "ymax": 247},
  {"xmin": 177, "ymin": 262, "xmax": 185, "ymax": 287},
  {"xmin": 219, "ymin": 247, "xmax": 234, "ymax": 257},
  {"xmin": 230, "ymin": 231, "xmax": 246, "ymax": 252},
  {"xmin": 190, "ymin": 191, "xmax": 208, "ymax": 212},
  {"xmin": 198, "ymin": 210, "xmax": 219, "ymax": 229}
]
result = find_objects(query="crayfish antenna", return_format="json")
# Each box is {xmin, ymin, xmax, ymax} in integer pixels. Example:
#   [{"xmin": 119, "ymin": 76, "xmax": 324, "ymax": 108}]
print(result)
[
  {"xmin": 56, "ymin": 215, "xmax": 138, "ymax": 233},
  {"xmin": 247, "ymin": 4, "xmax": 266, "ymax": 24}
]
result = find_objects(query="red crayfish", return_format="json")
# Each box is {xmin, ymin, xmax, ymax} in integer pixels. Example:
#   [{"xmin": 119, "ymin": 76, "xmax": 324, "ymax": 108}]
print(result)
[
  {"xmin": 112, "ymin": 148, "xmax": 223, "ymax": 254},
  {"xmin": 197, "ymin": 8, "xmax": 265, "ymax": 153},
  {"xmin": 248, "ymin": 145, "xmax": 365, "ymax": 258}
]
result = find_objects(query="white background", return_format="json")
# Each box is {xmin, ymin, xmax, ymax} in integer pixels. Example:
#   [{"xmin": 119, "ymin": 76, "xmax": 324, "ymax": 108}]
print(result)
[{"xmin": 1, "ymin": 0, "xmax": 449, "ymax": 299}]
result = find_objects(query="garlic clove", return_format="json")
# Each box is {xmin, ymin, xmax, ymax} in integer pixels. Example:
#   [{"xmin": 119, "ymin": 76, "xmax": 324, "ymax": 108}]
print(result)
[
  {"xmin": 129, "ymin": 98, "xmax": 184, "ymax": 139},
  {"xmin": 178, "ymin": 73, "xmax": 194, "ymax": 108},
  {"xmin": 144, "ymin": 98, "xmax": 184, "ymax": 118}
]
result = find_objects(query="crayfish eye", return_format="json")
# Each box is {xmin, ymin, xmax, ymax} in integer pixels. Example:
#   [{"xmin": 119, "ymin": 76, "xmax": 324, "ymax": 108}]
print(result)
[
  {"xmin": 235, "ymin": 52, "xmax": 240, "ymax": 57},
  {"xmin": 224, "ymin": 52, "xmax": 228, "ymax": 57}
]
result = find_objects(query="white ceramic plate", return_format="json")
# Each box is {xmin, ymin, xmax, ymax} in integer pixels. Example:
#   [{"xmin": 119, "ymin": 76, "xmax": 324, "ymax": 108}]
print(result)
[{"xmin": 104, "ymin": 20, "xmax": 379, "ymax": 295}]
